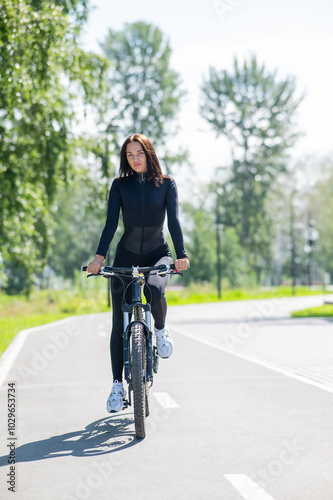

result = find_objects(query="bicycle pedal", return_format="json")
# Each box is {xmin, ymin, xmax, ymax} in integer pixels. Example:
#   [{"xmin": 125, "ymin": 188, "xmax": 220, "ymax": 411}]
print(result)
[
  {"xmin": 123, "ymin": 399, "xmax": 130, "ymax": 409},
  {"xmin": 153, "ymin": 346, "xmax": 159, "ymax": 374}
]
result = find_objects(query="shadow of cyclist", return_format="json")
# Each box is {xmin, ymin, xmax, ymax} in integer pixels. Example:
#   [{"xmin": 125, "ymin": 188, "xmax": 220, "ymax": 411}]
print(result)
[{"xmin": 0, "ymin": 413, "xmax": 137, "ymax": 466}]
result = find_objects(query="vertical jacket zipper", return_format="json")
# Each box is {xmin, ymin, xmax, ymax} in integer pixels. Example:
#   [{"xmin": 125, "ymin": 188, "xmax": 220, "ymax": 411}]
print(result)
[{"xmin": 140, "ymin": 174, "xmax": 145, "ymax": 261}]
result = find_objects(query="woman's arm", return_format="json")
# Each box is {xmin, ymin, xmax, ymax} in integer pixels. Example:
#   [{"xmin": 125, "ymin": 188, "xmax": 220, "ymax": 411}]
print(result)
[
  {"xmin": 166, "ymin": 178, "xmax": 189, "ymax": 269},
  {"xmin": 87, "ymin": 179, "xmax": 121, "ymax": 273}
]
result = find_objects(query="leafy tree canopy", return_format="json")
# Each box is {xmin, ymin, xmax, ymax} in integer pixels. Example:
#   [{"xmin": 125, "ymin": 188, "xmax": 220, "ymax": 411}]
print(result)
[
  {"xmin": 200, "ymin": 54, "xmax": 303, "ymax": 280},
  {"xmin": 0, "ymin": 0, "xmax": 108, "ymax": 293},
  {"xmin": 100, "ymin": 21, "xmax": 187, "ymax": 173}
]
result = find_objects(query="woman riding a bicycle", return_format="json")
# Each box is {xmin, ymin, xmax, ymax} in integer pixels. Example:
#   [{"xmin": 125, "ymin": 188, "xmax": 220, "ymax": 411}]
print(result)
[{"xmin": 87, "ymin": 133, "xmax": 189, "ymax": 412}]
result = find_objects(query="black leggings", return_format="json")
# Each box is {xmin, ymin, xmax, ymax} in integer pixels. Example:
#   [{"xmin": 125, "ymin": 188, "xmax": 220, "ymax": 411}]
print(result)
[{"xmin": 110, "ymin": 244, "xmax": 173, "ymax": 381}]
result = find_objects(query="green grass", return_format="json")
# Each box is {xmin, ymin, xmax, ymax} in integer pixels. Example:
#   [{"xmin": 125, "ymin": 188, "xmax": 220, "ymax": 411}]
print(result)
[
  {"xmin": 0, "ymin": 286, "xmax": 110, "ymax": 356},
  {"xmin": 0, "ymin": 314, "xmax": 72, "ymax": 356},
  {"xmin": 0, "ymin": 284, "xmax": 332, "ymax": 357},
  {"xmin": 291, "ymin": 304, "xmax": 333, "ymax": 318},
  {"xmin": 166, "ymin": 284, "xmax": 330, "ymax": 305}
]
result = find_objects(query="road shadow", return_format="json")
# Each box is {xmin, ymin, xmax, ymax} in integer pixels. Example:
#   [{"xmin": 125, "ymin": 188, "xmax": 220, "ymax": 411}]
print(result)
[{"xmin": 0, "ymin": 413, "xmax": 138, "ymax": 466}]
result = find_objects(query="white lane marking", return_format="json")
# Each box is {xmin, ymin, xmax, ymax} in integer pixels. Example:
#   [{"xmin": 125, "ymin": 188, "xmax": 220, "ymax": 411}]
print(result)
[
  {"xmin": 0, "ymin": 317, "xmax": 75, "ymax": 387},
  {"xmin": 153, "ymin": 392, "xmax": 180, "ymax": 408},
  {"xmin": 171, "ymin": 327, "xmax": 333, "ymax": 395},
  {"xmin": 0, "ymin": 329, "xmax": 30, "ymax": 387},
  {"xmin": 225, "ymin": 474, "xmax": 275, "ymax": 500}
]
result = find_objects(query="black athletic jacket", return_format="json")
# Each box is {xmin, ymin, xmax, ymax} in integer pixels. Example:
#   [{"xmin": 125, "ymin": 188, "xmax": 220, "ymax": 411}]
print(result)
[{"xmin": 96, "ymin": 172, "xmax": 188, "ymax": 259}]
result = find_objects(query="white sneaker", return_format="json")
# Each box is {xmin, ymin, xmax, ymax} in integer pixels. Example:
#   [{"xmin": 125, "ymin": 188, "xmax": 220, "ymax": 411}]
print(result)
[
  {"xmin": 106, "ymin": 380, "xmax": 126, "ymax": 413},
  {"xmin": 154, "ymin": 327, "xmax": 173, "ymax": 359}
]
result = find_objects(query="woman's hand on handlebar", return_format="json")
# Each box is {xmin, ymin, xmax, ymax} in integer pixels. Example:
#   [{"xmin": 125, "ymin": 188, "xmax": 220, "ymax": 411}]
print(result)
[
  {"xmin": 87, "ymin": 255, "xmax": 104, "ymax": 274},
  {"xmin": 174, "ymin": 257, "xmax": 190, "ymax": 271}
]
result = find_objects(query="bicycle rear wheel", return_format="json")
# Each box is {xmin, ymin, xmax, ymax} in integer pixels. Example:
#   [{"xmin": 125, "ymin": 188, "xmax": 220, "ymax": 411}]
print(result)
[{"xmin": 131, "ymin": 321, "xmax": 146, "ymax": 439}]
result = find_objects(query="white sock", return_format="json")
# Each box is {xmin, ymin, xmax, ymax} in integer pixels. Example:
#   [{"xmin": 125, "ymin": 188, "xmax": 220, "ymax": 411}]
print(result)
[{"xmin": 155, "ymin": 327, "xmax": 165, "ymax": 334}]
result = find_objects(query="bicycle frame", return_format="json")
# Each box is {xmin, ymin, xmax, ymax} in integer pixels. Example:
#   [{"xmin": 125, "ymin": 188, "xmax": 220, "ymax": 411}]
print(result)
[
  {"xmin": 82, "ymin": 263, "xmax": 178, "ymax": 389},
  {"xmin": 122, "ymin": 268, "xmax": 154, "ymax": 385}
]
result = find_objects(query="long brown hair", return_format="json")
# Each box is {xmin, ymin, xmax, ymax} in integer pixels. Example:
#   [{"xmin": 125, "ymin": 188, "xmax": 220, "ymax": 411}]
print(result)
[{"xmin": 118, "ymin": 134, "xmax": 164, "ymax": 186}]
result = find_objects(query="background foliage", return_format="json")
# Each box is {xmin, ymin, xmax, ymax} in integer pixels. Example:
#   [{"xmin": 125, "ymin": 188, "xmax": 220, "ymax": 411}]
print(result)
[
  {"xmin": 0, "ymin": 0, "xmax": 108, "ymax": 293},
  {"xmin": 0, "ymin": 5, "xmax": 332, "ymax": 299},
  {"xmin": 100, "ymin": 21, "xmax": 188, "ymax": 173}
]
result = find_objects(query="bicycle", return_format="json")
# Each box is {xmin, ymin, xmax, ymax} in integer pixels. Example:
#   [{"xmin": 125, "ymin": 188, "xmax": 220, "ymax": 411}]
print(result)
[{"xmin": 81, "ymin": 263, "xmax": 182, "ymax": 439}]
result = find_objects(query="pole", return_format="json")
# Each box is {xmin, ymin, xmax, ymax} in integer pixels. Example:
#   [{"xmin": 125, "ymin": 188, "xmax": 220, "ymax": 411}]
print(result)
[
  {"xmin": 290, "ymin": 192, "xmax": 296, "ymax": 296},
  {"xmin": 307, "ymin": 215, "xmax": 315, "ymax": 289},
  {"xmin": 216, "ymin": 187, "xmax": 222, "ymax": 299}
]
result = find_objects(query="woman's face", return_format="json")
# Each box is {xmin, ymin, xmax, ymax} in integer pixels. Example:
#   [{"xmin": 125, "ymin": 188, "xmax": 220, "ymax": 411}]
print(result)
[{"xmin": 126, "ymin": 141, "xmax": 147, "ymax": 174}]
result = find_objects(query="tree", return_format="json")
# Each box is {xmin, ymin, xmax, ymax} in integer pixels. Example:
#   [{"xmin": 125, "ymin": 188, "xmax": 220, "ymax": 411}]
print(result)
[
  {"xmin": 48, "ymin": 176, "xmax": 122, "ymax": 281},
  {"xmin": 181, "ymin": 200, "xmax": 217, "ymax": 285},
  {"xmin": 307, "ymin": 157, "xmax": 333, "ymax": 283},
  {"xmin": 180, "ymin": 184, "xmax": 249, "ymax": 289},
  {"xmin": 211, "ymin": 174, "xmax": 257, "ymax": 293},
  {"xmin": 0, "ymin": 0, "xmax": 108, "ymax": 293},
  {"xmin": 100, "ymin": 21, "xmax": 187, "ymax": 173},
  {"xmin": 266, "ymin": 159, "xmax": 327, "ymax": 290},
  {"xmin": 200, "ymin": 54, "xmax": 302, "ymax": 282}
]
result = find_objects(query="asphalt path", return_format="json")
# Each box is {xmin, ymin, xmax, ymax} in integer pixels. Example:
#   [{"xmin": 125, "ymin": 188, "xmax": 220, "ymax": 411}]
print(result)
[{"xmin": 0, "ymin": 295, "xmax": 333, "ymax": 499}]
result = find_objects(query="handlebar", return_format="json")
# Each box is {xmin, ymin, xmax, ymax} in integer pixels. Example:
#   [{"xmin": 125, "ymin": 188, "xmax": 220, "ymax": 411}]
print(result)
[{"xmin": 81, "ymin": 263, "xmax": 181, "ymax": 278}]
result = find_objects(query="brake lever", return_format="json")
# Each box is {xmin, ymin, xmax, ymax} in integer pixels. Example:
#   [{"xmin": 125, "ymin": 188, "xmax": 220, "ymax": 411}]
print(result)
[
  {"xmin": 171, "ymin": 270, "xmax": 184, "ymax": 276},
  {"xmin": 87, "ymin": 273, "xmax": 101, "ymax": 278}
]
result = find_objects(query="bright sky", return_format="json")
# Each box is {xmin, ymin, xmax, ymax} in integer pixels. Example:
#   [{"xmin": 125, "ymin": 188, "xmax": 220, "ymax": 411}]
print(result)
[{"xmin": 80, "ymin": 0, "xmax": 333, "ymax": 181}]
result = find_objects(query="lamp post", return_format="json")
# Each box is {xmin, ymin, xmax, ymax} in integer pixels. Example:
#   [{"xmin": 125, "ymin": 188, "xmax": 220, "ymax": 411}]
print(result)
[
  {"xmin": 289, "ymin": 191, "xmax": 297, "ymax": 295},
  {"xmin": 304, "ymin": 215, "xmax": 318, "ymax": 288},
  {"xmin": 214, "ymin": 166, "xmax": 229, "ymax": 299},
  {"xmin": 216, "ymin": 185, "xmax": 223, "ymax": 299}
]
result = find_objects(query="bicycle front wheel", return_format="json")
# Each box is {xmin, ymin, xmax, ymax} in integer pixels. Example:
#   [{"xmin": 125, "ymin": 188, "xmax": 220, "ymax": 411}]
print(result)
[{"xmin": 131, "ymin": 321, "xmax": 147, "ymax": 439}]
